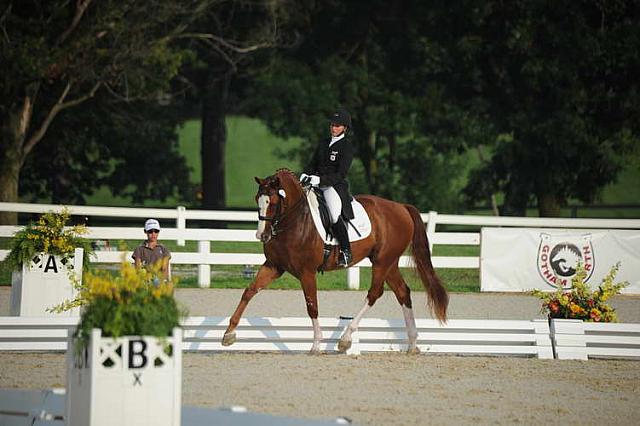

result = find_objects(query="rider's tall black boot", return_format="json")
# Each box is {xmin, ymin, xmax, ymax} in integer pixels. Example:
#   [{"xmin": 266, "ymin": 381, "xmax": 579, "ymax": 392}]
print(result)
[{"xmin": 332, "ymin": 218, "xmax": 352, "ymax": 267}]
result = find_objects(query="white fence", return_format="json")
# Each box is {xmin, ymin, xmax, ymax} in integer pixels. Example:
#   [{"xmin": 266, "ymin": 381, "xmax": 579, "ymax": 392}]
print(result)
[
  {"xmin": 1, "ymin": 316, "xmax": 639, "ymax": 360},
  {"xmin": 2, "ymin": 202, "xmax": 640, "ymax": 289},
  {"xmin": 0, "ymin": 316, "xmax": 555, "ymax": 358}
]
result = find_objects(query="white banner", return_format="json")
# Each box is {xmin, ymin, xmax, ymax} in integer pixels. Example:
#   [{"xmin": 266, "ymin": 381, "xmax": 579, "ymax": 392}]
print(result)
[{"xmin": 480, "ymin": 228, "xmax": 640, "ymax": 294}]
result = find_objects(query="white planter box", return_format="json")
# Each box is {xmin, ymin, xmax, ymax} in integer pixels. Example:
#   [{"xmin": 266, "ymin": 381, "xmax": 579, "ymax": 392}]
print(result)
[
  {"xmin": 550, "ymin": 319, "xmax": 640, "ymax": 360},
  {"xmin": 10, "ymin": 248, "xmax": 83, "ymax": 316},
  {"xmin": 66, "ymin": 327, "xmax": 182, "ymax": 426},
  {"xmin": 550, "ymin": 318, "xmax": 587, "ymax": 360}
]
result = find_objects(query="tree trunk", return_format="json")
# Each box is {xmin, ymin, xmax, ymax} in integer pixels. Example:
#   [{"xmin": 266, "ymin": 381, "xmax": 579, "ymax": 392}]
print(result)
[
  {"xmin": 537, "ymin": 192, "xmax": 563, "ymax": 217},
  {"xmin": 0, "ymin": 153, "xmax": 22, "ymax": 224},
  {"xmin": 365, "ymin": 130, "xmax": 378, "ymax": 193},
  {"xmin": 0, "ymin": 100, "xmax": 31, "ymax": 224},
  {"xmin": 201, "ymin": 77, "xmax": 229, "ymax": 210},
  {"xmin": 476, "ymin": 145, "xmax": 500, "ymax": 216},
  {"xmin": 500, "ymin": 182, "xmax": 528, "ymax": 217}
]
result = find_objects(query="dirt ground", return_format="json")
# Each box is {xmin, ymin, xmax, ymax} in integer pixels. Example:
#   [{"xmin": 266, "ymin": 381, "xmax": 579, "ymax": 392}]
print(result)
[
  {"xmin": 1, "ymin": 288, "xmax": 639, "ymax": 425},
  {"xmin": 1, "ymin": 352, "xmax": 639, "ymax": 425}
]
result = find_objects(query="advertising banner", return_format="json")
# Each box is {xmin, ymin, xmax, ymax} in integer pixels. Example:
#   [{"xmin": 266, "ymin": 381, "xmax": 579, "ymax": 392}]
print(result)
[{"xmin": 480, "ymin": 228, "xmax": 640, "ymax": 294}]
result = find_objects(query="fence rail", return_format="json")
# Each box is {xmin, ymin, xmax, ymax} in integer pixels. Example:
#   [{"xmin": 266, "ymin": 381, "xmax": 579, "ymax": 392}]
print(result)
[
  {"xmin": 0, "ymin": 316, "xmax": 556, "ymax": 358},
  {"xmin": 1, "ymin": 316, "xmax": 639, "ymax": 360},
  {"xmin": 2, "ymin": 202, "xmax": 640, "ymax": 289}
]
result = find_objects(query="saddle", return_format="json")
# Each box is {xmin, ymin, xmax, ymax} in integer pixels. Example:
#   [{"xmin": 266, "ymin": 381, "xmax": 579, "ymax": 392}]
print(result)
[
  {"xmin": 312, "ymin": 187, "xmax": 359, "ymax": 240},
  {"xmin": 307, "ymin": 188, "xmax": 372, "ymax": 271}
]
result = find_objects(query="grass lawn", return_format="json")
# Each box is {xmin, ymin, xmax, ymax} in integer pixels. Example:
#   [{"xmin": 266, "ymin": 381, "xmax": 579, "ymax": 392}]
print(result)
[{"xmin": 81, "ymin": 117, "xmax": 301, "ymax": 208}]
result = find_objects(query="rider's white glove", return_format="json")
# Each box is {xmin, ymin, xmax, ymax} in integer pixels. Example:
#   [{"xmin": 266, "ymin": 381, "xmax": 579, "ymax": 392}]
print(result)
[
  {"xmin": 299, "ymin": 173, "xmax": 309, "ymax": 182},
  {"xmin": 309, "ymin": 175, "xmax": 320, "ymax": 186}
]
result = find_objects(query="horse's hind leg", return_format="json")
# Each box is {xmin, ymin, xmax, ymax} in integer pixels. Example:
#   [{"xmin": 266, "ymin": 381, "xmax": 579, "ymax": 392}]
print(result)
[
  {"xmin": 386, "ymin": 266, "xmax": 420, "ymax": 354},
  {"xmin": 338, "ymin": 262, "xmax": 391, "ymax": 353},
  {"xmin": 222, "ymin": 262, "xmax": 283, "ymax": 346}
]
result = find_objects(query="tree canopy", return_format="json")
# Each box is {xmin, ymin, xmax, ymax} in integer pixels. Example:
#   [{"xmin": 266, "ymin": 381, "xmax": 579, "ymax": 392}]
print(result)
[
  {"xmin": 0, "ymin": 0, "xmax": 208, "ymax": 221},
  {"xmin": 458, "ymin": 0, "xmax": 640, "ymax": 216},
  {"xmin": 248, "ymin": 0, "xmax": 640, "ymax": 215},
  {"xmin": 2, "ymin": 0, "xmax": 638, "ymax": 219}
]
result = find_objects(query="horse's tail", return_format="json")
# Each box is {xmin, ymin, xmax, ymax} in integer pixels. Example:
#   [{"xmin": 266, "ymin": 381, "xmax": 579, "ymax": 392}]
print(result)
[{"xmin": 404, "ymin": 204, "xmax": 449, "ymax": 323}]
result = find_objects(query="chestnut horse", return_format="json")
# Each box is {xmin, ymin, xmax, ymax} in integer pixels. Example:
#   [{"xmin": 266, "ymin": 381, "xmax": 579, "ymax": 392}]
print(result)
[{"xmin": 222, "ymin": 169, "xmax": 448, "ymax": 354}]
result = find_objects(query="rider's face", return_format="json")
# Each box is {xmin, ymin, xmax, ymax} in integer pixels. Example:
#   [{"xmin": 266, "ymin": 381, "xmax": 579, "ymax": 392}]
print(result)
[{"xmin": 330, "ymin": 123, "xmax": 346, "ymax": 137}]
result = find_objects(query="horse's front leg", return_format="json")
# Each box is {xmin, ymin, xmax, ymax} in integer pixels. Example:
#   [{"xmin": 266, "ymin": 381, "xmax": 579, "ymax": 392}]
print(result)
[
  {"xmin": 222, "ymin": 262, "xmax": 283, "ymax": 346},
  {"xmin": 300, "ymin": 271, "xmax": 322, "ymax": 354}
]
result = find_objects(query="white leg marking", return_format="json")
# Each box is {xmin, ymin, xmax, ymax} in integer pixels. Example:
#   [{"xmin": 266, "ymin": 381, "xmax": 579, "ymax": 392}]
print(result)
[
  {"xmin": 310, "ymin": 317, "xmax": 322, "ymax": 353},
  {"xmin": 341, "ymin": 300, "xmax": 371, "ymax": 343},
  {"xmin": 402, "ymin": 305, "xmax": 419, "ymax": 352}
]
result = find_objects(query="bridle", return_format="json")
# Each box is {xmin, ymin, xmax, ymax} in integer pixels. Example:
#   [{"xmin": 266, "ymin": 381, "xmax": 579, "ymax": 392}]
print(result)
[
  {"xmin": 258, "ymin": 193, "xmax": 283, "ymax": 226},
  {"xmin": 257, "ymin": 183, "xmax": 308, "ymax": 237}
]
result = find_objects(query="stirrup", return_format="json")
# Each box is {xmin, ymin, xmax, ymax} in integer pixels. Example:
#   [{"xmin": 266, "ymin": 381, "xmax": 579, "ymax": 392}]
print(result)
[{"xmin": 337, "ymin": 249, "xmax": 352, "ymax": 267}]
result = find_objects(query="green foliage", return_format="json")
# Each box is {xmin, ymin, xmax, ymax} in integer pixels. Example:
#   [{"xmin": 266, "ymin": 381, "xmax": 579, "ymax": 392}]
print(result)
[
  {"xmin": 246, "ymin": 2, "xmax": 499, "ymax": 210},
  {"xmin": 531, "ymin": 263, "xmax": 628, "ymax": 322},
  {"xmin": 1, "ymin": 0, "xmax": 194, "ymax": 105},
  {"xmin": 21, "ymin": 98, "xmax": 194, "ymax": 205},
  {"xmin": 0, "ymin": 0, "xmax": 210, "ymax": 213},
  {"xmin": 457, "ymin": 1, "xmax": 640, "ymax": 215},
  {"xmin": 247, "ymin": 1, "xmax": 640, "ymax": 217},
  {"xmin": 2, "ymin": 209, "xmax": 92, "ymax": 271}
]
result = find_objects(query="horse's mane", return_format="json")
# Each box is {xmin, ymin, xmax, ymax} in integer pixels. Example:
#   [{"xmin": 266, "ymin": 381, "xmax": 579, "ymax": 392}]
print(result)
[
  {"xmin": 275, "ymin": 168, "xmax": 296, "ymax": 179},
  {"xmin": 274, "ymin": 168, "xmax": 301, "ymax": 188}
]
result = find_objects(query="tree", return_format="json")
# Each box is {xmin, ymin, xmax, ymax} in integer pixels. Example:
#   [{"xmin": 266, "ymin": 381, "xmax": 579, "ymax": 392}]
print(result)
[
  {"xmin": 0, "ymin": 0, "xmax": 209, "ymax": 222},
  {"xmin": 177, "ymin": 0, "xmax": 296, "ymax": 209},
  {"xmin": 250, "ymin": 1, "xmax": 640, "ymax": 217},
  {"xmin": 456, "ymin": 1, "xmax": 640, "ymax": 216},
  {"xmin": 246, "ymin": 0, "xmax": 478, "ymax": 211},
  {"xmin": 20, "ymin": 95, "xmax": 193, "ymax": 205}
]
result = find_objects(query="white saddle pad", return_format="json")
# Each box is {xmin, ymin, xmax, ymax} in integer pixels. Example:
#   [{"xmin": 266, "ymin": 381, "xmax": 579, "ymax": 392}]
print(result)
[{"xmin": 307, "ymin": 190, "xmax": 372, "ymax": 245}]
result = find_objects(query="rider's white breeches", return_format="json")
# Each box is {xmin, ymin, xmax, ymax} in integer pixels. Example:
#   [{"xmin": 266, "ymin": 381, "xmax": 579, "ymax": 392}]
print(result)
[{"xmin": 321, "ymin": 186, "xmax": 342, "ymax": 224}]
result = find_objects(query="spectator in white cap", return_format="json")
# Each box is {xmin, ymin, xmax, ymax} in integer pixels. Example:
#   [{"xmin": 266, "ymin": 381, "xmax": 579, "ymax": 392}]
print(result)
[{"xmin": 132, "ymin": 218, "xmax": 171, "ymax": 281}]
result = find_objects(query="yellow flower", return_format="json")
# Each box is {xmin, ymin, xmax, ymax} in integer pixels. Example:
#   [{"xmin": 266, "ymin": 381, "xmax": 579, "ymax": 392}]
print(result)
[
  {"xmin": 569, "ymin": 303, "xmax": 584, "ymax": 315},
  {"xmin": 530, "ymin": 262, "xmax": 628, "ymax": 323}
]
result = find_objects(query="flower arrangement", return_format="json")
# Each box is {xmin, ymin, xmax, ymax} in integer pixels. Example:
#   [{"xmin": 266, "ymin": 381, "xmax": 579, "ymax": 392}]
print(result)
[
  {"xmin": 2, "ymin": 208, "xmax": 92, "ymax": 272},
  {"xmin": 52, "ymin": 260, "xmax": 185, "ymax": 349},
  {"xmin": 531, "ymin": 262, "xmax": 628, "ymax": 322}
]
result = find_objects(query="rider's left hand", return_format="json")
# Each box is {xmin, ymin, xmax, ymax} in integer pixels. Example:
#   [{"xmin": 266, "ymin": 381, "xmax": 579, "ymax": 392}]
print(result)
[{"xmin": 309, "ymin": 175, "xmax": 320, "ymax": 186}]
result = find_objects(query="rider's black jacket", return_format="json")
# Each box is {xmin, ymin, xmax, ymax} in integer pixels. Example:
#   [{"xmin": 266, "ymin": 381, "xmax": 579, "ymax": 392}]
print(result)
[{"xmin": 306, "ymin": 136, "xmax": 355, "ymax": 219}]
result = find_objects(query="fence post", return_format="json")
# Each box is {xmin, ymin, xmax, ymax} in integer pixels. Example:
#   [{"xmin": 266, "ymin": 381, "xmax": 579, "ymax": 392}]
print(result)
[
  {"xmin": 176, "ymin": 206, "xmax": 186, "ymax": 247},
  {"xmin": 198, "ymin": 240, "xmax": 210, "ymax": 288},
  {"xmin": 346, "ymin": 266, "xmax": 360, "ymax": 290},
  {"xmin": 426, "ymin": 210, "xmax": 438, "ymax": 253}
]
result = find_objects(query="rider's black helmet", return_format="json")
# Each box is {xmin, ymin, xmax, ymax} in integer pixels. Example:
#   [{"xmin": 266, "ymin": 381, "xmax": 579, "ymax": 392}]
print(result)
[{"xmin": 328, "ymin": 108, "xmax": 352, "ymax": 128}]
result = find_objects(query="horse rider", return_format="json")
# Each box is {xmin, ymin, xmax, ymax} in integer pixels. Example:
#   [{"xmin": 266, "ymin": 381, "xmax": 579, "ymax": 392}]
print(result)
[{"xmin": 300, "ymin": 107, "xmax": 355, "ymax": 267}]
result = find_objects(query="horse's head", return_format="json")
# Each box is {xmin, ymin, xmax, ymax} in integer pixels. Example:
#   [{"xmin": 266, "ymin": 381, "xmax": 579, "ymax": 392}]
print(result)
[{"xmin": 254, "ymin": 169, "xmax": 304, "ymax": 243}]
